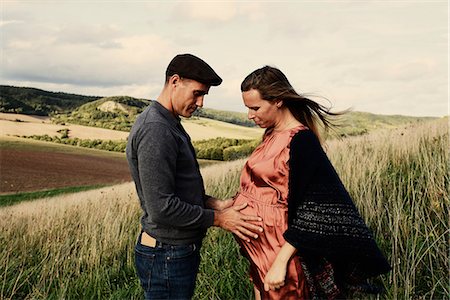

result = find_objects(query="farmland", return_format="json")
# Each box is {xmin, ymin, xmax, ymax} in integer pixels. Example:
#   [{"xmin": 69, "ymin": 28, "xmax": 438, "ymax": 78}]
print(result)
[
  {"xmin": 0, "ymin": 137, "xmax": 220, "ymax": 204},
  {"xmin": 0, "ymin": 118, "xmax": 447, "ymax": 299},
  {"xmin": 0, "ymin": 112, "xmax": 263, "ymax": 141},
  {"xmin": 1, "ymin": 138, "xmax": 131, "ymax": 194},
  {"xmin": 0, "ymin": 112, "xmax": 129, "ymax": 141}
]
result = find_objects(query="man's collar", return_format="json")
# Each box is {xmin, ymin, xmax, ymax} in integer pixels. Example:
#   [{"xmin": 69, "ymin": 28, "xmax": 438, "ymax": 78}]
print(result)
[{"xmin": 152, "ymin": 100, "xmax": 181, "ymax": 126}]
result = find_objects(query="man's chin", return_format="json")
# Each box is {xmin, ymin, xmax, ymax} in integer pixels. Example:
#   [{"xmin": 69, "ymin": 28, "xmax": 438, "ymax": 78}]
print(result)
[{"xmin": 181, "ymin": 111, "xmax": 194, "ymax": 118}]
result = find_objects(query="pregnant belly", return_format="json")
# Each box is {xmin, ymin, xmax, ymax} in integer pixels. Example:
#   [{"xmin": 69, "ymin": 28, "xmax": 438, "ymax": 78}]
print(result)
[
  {"xmin": 232, "ymin": 192, "xmax": 260, "ymax": 218},
  {"xmin": 233, "ymin": 191, "xmax": 288, "ymax": 230}
]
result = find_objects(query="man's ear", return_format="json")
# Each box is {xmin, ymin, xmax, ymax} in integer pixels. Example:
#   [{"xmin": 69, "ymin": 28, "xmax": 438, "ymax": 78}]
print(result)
[{"xmin": 170, "ymin": 74, "xmax": 181, "ymax": 86}]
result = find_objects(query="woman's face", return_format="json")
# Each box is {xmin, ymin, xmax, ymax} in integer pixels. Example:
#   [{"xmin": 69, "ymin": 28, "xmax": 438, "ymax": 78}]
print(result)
[{"xmin": 242, "ymin": 89, "xmax": 279, "ymax": 128}]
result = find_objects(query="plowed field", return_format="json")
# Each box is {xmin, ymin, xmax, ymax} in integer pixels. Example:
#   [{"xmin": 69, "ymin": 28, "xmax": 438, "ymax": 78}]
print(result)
[{"xmin": 1, "ymin": 139, "xmax": 131, "ymax": 194}]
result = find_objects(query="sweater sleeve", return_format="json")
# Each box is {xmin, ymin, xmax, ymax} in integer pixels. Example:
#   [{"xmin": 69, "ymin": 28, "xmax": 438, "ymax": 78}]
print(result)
[
  {"xmin": 284, "ymin": 130, "xmax": 322, "ymax": 248},
  {"xmin": 136, "ymin": 123, "xmax": 214, "ymax": 230}
]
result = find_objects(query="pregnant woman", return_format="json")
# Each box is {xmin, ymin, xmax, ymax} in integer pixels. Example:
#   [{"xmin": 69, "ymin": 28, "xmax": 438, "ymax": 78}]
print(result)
[{"xmin": 232, "ymin": 66, "xmax": 391, "ymax": 300}]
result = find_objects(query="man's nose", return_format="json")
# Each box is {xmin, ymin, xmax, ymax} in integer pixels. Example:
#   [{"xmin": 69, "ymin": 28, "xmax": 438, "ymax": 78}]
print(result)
[
  {"xmin": 196, "ymin": 97, "xmax": 204, "ymax": 108},
  {"xmin": 248, "ymin": 110, "xmax": 255, "ymax": 119}
]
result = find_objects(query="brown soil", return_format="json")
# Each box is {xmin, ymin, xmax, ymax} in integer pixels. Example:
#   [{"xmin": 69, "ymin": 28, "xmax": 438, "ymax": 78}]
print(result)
[{"xmin": 1, "ymin": 149, "xmax": 132, "ymax": 194}]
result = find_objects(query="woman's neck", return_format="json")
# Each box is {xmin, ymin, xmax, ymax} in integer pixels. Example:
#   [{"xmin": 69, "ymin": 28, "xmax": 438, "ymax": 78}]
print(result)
[{"xmin": 273, "ymin": 109, "xmax": 300, "ymax": 131}]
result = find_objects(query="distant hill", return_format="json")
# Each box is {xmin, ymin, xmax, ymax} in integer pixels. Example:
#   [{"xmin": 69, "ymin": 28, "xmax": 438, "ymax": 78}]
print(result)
[
  {"xmin": 1, "ymin": 85, "xmax": 438, "ymax": 136},
  {"xmin": 52, "ymin": 95, "xmax": 258, "ymax": 132},
  {"xmin": 52, "ymin": 96, "xmax": 151, "ymax": 131},
  {"xmin": 0, "ymin": 85, "xmax": 101, "ymax": 115},
  {"xmin": 329, "ymin": 111, "xmax": 436, "ymax": 137},
  {"xmin": 194, "ymin": 108, "xmax": 255, "ymax": 127}
]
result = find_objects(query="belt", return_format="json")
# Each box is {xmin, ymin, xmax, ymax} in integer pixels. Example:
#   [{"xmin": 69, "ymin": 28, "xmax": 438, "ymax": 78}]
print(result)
[{"xmin": 139, "ymin": 231, "xmax": 201, "ymax": 249}]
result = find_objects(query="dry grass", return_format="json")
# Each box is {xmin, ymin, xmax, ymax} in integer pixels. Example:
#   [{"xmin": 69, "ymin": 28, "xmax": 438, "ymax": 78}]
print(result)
[
  {"xmin": 182, "ymin": 118, "xmax": 263, "ymax": 140},
  {"xmin": 325, "ymin": 118, "xmax": 449, "ymax": 299},
  {"xmin": 0, "ymin": 112, "xmax": 263, "ymax": 142},
  {"xmin": 0, "ymin": 113, "xmax": 129, "ymax": 141}
]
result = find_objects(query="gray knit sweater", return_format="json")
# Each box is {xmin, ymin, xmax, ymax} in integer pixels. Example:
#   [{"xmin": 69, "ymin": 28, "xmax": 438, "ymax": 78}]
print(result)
[{"xmin": 126, "ymin": 101, "xmax": 214, "ymax": 245}]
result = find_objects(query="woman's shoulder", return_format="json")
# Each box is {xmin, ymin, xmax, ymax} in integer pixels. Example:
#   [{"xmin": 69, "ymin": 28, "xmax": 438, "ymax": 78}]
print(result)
[{"xmin": 290, "ymin": 128, "xmax": 321, "ymax": 148}]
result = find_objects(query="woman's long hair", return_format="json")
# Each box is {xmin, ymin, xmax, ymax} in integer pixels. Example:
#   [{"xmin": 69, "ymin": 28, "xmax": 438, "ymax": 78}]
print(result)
[{"xmin": 241, "ymin": 66, "xmax": 344, "ymax": 141}]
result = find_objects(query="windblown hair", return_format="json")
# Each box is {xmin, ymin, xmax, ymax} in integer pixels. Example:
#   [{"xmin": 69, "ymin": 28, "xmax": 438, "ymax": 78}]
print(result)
[{"xmin": 241, "ymin": 66, "xmax": 344, "ymax": 141}]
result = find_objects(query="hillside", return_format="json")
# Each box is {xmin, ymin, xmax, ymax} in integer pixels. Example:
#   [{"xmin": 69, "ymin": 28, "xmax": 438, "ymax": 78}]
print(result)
[
  {"xmin": 1, "ymin": 86, "xmax": 437, "ymax": 136},
  {"xmin": 51, "ymin": 96, "xmax": 258, "ymax": 132},
  {"xmin": 193, "ymin": 107, "xmax": 256, "ymax": 127},
  {"xmin": 0, "ymin": 112, "xmax": 263, "ymax": 142},
  {"xmin": 52, "ymin": 96, "xmax": 151, "ymax": 131},
  {"xmin": 0, "ymin": 85, "xmax": 101, "ymax": 115},
  {"xmin": 329, "ymin": 111, "xmax": 436, "ymax": 137},
  {"xmin": 53, "ymin": 94, "xmax": 436, "ymax": 136}
]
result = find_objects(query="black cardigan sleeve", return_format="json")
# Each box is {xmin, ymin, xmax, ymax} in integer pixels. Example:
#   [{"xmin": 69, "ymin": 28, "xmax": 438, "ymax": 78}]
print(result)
[{"xmin": 283, "ymin": 130, "xmax": 391, "ymax": 280}]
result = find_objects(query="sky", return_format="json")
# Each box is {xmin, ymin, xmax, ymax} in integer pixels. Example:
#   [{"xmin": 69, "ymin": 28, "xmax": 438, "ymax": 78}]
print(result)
[{"xmin": 1, "ymin": 1, "xmax": 448, "ymax": 117}]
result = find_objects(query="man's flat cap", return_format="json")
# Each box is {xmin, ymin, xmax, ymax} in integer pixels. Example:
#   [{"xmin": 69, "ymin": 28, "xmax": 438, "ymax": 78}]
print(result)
[{"xmin": 166, "ymin": 54, "xmax": 222, "ymax": 86}]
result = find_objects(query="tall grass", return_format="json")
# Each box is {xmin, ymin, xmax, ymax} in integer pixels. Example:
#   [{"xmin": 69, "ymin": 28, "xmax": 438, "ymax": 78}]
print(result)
[
  {"xmin": 0, "ymin": 185, "xmax": 108, "ymax": 207},
  {"xmin": 0, "ymin": 119, "xmax": 448, "ymax": 299},
  {"xmin": 326, "ymin": 119, "xmax": 448, "ymax": 299}
]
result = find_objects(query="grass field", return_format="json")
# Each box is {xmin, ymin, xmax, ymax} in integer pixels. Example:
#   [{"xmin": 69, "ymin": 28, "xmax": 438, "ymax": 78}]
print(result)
[
  {"xmin": 0, "ymin": 113, "xmax": 129, "ymax": 141},
  {"xmin": 0, "ymin": 118, "xmax": 448, "ymax": 299},
  {"xmin": 0, "ymin": 136, "xmax": 127, "ymax": 157},
  {"xmin": 0, "ymin": 185, "xmax": 108, "ymax": 207},
  {"xmin": 0, "ymin": 112, "xmax": 263, "ymax": 142}
]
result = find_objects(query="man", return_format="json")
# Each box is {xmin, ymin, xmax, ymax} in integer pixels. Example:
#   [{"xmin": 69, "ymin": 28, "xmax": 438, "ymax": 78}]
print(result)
[{"xmin": 126, "ymin": 53, "xmax": 263, "ymax": 300}]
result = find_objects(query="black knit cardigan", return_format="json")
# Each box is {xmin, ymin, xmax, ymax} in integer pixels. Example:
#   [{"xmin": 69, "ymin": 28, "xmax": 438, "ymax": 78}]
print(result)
[{"xmin": 283, "ymin": 130, "xmax": 391, "ymax": 298}]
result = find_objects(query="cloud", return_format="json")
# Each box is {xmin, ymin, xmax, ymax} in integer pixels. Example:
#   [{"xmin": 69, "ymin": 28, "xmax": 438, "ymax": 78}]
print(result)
[
  {"xmin": 172, "ymin": 1, "xmax": 238, "ymax": 22},
  {"xmin": 335, "ymin": 58, "xmax": 442, "ymax": 84},
  {"xmin": 170, "ymin": 1, "xmax": 265, "ymax": 23},
  {"xmin": 2, "ymin": 25, "xmax": 174, "ymax": 87},
  {"xmin": 55, "ymin": 24, "xmax": 123, "ymax": 49},
  {"xmin": 235, "ymin": 2, "xmax": 266, "ymax": 22},
  {"xmin": 385, "ymin": 59, "xmax": 439, "ymax": 81},
  {"xmin": 0, "ymin": 20, "xmax": 24, "ymax": 27}
]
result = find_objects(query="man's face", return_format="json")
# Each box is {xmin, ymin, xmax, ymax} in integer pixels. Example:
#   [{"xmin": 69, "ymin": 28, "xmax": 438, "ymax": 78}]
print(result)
[{"xmin": 172, "ymin": 78, "xmax": 210, "ymax": 118}]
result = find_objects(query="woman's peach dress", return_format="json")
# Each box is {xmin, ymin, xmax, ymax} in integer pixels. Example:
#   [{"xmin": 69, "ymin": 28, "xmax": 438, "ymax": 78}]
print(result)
[{"xmin": 233, "ymin": 125, "xmax": 309, "ymax": 299}]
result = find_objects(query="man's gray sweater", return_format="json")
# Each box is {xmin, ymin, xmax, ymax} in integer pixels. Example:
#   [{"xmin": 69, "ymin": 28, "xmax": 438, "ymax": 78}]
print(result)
[{"xmin": 126, "ymin": 101, "xmax": 214, "ymax": 245}]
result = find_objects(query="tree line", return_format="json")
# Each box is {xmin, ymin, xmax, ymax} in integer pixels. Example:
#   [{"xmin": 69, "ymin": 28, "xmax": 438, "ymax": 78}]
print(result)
[{"xmin": 19, "ymin": 131, "xmax": 261, "ymax": 161}]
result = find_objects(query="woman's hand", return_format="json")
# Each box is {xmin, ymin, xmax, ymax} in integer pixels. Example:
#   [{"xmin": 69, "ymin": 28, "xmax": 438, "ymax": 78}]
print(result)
[
  {"xmin": 206, "ymin": 197, "xmax": 234, "ymax": 211},
  {"xmin": 263, "ymin": 259, "xmax": 288, "ymax": 291},
  {"xmin": 263, "ymin": 242, "xmax": 297, "ymax": 291}
]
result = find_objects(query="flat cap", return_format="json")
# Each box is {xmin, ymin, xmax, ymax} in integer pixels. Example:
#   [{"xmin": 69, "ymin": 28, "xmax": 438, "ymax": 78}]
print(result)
[{"xmin": 166, "ymin": 53, "xmax": 222, "ymax": 86}]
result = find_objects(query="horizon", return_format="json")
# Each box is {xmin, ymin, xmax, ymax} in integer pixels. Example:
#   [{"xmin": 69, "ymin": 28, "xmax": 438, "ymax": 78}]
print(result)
[
  {"xmin": 1, "ymin": 83, "xmax": 442, "ymax": 119},
  {"xmin": 2, "ymin": 1, "xmax": 448, "ymax": 117}
]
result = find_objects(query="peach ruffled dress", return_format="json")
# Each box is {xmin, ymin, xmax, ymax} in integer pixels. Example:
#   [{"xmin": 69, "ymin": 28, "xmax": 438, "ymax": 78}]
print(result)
[{"xmin": 233, "ymin": 125, "xmax": 309, "ymax": 300}]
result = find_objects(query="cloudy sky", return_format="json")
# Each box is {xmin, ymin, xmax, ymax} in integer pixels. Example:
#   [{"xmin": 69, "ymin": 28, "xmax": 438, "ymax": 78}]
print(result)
[{"xmin": 1, "ymin": 1, "xmax": 448, "ymax": 117}]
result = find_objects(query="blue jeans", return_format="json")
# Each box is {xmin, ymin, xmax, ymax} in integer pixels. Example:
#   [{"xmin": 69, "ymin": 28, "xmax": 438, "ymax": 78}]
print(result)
[{"xmin": 134, "ymin": 232, "xmax": 201, "ymax": 300}]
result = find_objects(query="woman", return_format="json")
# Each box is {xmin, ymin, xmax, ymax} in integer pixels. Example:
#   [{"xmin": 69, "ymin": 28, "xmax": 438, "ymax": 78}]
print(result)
[{"xmin": 232, "ymin": 66, "xmax": 391, "ymax": 299}]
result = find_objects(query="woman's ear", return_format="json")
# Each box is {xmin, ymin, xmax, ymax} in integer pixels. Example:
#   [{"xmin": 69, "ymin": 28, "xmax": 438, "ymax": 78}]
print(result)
[{"xmin": 276, "ymin": 100, "xmax": 283, "ymax": 108}]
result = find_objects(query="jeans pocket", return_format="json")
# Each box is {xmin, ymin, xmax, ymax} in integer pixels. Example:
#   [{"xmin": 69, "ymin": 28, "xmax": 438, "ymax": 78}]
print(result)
[
  {"xmin": 135, "ymin": 245, "xmax": 156, "ymax": 292},
  {"xmin": 170, "ymin": 243, "xmax": 197, "ymax": 260}
]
